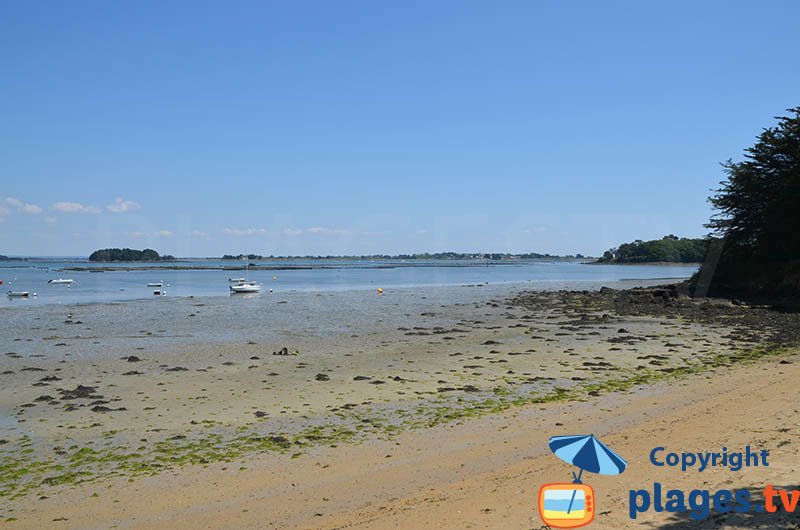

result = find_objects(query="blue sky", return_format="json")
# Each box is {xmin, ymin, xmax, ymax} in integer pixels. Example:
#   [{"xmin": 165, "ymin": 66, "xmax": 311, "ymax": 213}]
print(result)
[{"xmin": 1, "ymin": 1, "xmax": 798, "ymax": 257}]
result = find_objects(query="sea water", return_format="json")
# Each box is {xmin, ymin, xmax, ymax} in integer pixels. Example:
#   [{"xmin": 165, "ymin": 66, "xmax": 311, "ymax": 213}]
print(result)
[{"xmin": 0, "ymin": 258, "xmax": 697, "ymax": 308}]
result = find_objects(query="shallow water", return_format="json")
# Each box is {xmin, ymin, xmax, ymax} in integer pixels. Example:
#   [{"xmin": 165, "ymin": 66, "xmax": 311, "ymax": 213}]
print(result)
[
  {"xmin": 0, "ymin": 258, "xmax": 696, "ymax": 307},
  {"xmin": 0, "ymin": 278, "xmax": 686, "ymax": 363}
]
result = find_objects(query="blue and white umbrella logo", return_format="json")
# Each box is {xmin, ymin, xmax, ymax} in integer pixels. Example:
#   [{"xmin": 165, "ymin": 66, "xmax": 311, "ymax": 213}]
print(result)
[
  {"xmin": 549, "ymin": 434, "xmax": 627, "ymax": 481},
  {"xmin": 548, "ymin": 434, "xmax": 627, "ymax": 515}
]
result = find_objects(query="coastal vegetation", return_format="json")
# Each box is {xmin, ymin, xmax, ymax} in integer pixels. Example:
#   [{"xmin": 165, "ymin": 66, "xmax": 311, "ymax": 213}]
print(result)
[
  {"xmin": 88, "ymin": 248, "xmax": 175, "ymax": 262},
  {"xmin": 597, "ymin": 235, "xmax": 708, "ymax": 264},
  {"xmin": 698, "ymin": 107, "xmax": 800, "ymax": 297}
]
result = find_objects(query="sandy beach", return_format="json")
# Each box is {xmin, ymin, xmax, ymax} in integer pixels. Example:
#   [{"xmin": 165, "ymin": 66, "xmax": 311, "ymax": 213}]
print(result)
[
  {"xmin": 4, "ymin": 2, "xmax": 798, "ymax": 528},
  {"xmin": 2, "ymin": 281, "xmax": 798, "ymax": 529}
]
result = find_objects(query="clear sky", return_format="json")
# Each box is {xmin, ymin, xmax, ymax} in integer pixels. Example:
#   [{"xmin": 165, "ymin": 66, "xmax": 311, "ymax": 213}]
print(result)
[{"xmin": 1, "ymin": 1, "xmax": 798, "ymax": 257}]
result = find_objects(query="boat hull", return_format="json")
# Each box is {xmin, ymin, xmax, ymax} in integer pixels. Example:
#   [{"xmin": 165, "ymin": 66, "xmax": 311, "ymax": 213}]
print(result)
[{"xmin": 230, "ymin": 285, "xmax": 261, "ymax": 293}]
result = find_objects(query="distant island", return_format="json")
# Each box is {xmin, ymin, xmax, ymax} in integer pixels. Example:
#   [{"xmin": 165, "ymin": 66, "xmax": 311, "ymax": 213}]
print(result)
[
  {"xmin": 596, "ymin": 235, "xmax": 708, "ymax": 264},
  {"xmin": 222, "ymin": 252, "xmax": 587, "ymax": 261},
  {"xmin": 89, "ymin": 248, "xmax": 176, "ymax": 262}
]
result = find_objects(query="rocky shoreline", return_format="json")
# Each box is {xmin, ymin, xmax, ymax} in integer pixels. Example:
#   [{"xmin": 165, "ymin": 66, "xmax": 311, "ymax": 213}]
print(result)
[{"xmin": 512, "ymin": 283, "xmax": 800, "ymax": 343}]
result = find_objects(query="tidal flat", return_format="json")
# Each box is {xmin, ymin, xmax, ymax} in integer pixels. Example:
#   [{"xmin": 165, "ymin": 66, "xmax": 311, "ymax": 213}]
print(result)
[{"xmin": 1, "ymin": 280, "xmax": 797, "ymax": 517}]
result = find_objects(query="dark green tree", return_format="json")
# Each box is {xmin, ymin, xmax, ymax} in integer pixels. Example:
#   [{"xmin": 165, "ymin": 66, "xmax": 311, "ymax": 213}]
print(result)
[
  {"xmin": 702, "ymin": 107, "xmax": 800, "ymax": 295},
  {"xmin": 89, "ymin": 248, "xmax": 167, "ymax": 262},
  {"xmin": 597, "ymin": 237, "xmax": 708, "ymax": 263}
]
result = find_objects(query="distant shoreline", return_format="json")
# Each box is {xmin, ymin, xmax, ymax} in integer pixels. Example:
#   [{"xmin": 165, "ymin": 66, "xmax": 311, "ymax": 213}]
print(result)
[
  {"xmin": 3, "ymin": 254, "xmax": 591, "ymax": 263},
  {"xmin": 58, "ymin": 260, "xmax": 701, "ymax": 272},
  {"xmin": 62, "ymin": 260, "xmax": 575, "ymax": 272},
  {"xmin": 589, "ymin": 260, "xmax": 701, "ymax": 266}
]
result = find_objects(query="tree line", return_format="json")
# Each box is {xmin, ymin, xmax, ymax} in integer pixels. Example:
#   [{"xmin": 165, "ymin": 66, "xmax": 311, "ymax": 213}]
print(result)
[
  {"xmin": 597, "ymin": 236, "xmax": 708, "ymax": 264},
  {"xmin": 89, "ymin": 248, "xmax": 175, "ymax": 262},
  {"xmin": 222, "ymin": 252, "xmax": 586, "ymax": 261}
]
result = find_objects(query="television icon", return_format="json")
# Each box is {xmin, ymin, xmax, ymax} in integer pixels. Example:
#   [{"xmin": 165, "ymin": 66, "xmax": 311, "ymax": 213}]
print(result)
[{"xmin": 538, "ymin": 483, "xmax": 594, "ymax": 528}]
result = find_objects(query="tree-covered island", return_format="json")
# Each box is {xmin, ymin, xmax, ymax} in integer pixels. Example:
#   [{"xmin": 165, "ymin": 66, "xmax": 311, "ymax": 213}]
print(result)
[{"xmin": 88, "ymin": 248, "xmax": 176, "ymax": 262}]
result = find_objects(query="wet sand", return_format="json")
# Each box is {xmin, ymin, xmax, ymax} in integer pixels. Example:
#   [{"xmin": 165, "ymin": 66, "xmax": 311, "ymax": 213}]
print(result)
[{"xmin": 1, "ymin": 280, "xmax": 797, "ymax": 528}]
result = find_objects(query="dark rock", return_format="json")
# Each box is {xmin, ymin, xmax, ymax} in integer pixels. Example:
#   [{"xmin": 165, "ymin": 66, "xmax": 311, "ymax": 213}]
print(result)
[
  {"xmin": 91, "ymin": 405, "xmax": 126, "ymax": 413},
  {"xmin": 269, "ymin": 436, "xmax": 290, "ymax": 447},
  {"xmin": 166, "ymin": 366, "xmax": 188, "ymax": 372},
  {"xmin": 58, "ymin": 385, "xmax": 98, "ymax": 400},
  {"xmin": 314, "ymin": 373, "xmax": 330, "ymax": 381}
]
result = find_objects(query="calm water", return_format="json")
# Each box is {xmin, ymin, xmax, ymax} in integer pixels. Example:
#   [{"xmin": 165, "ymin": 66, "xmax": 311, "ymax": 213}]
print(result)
[{"xmin": 0, "ymin": 258, "xmax": 697, "ymax": 307}]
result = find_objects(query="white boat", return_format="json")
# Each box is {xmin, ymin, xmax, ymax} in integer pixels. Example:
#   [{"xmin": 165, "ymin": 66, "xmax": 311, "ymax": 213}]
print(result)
[
  {"xmin": 7, "ymin": 291, "xmax": 33, "ymax": 298},
  {"xmin": 48, "ymin": 278, "xmax": 75, "ymax": 284},
  {"xmin": 228, "ymin": 262, "xmax": 260, "ymax": 293},
  {"xmin": 147, "ymin": 282, "xmax": 163, "ymax": 287},
  {"xmin": 230, "ymin": 282, "xmax": 261, "ymax": 293}
]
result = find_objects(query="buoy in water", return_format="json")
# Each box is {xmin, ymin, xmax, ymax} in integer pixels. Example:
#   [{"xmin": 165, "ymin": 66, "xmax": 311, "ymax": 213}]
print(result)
[{"xmin": 377, "ymin": 288, "xmax": 383, "ymax": 294}]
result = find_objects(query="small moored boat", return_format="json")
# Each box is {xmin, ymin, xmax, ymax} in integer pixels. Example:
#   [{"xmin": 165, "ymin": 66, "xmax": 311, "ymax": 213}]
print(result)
[
  {"xmin": 228, "ymin": 261, "xmax": 260, "ymax": 293},
  {"xmin": 147, "ymin": 282, "xmax": 163, "ymax": 287},
  {"xmin": 7, "ymin": 291, "xmax": 33, "ymax": 298},
  {"xmin": 48, "ymin": 278, "xmax": 75, "ymax": 284},
  {"xmin": 230, "ymin": 282, "xmax": 261, "ymax": 293}
]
